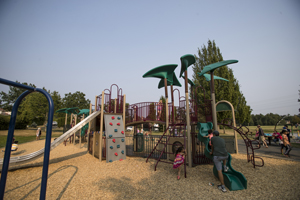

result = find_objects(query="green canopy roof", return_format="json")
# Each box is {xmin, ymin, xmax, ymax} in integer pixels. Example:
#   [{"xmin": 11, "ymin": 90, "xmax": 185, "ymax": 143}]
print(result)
[
  {"xmin": 198, "ymin": 60, "xmax": 238, "ymax": 77},
  {"xmin": 179, "ymin": 54, "xmax": 196, "ymax": 77},
  {"xmin": 158, "ymin": 73, "xmax": 182, "ymax": 89},
  {"xmin": 66, "ymin": 107, "xmax": 79, "ymax": 114},
  {"xmin": 202, "ymin": 74, "xmax": 229, "ymax": 82},
  {"xmin": 55, "ymin": 107, "xmax": 79, "ymax": 114},
  {"xmin": 77, "ymin": 109, "xmax": 90, "ymax": 116},
  {"xmin": 181, "ymin": 76, "xmax": 195, "ymax": 87},
  {"xmin": 55, "ymin": 108, "xmax": 69, "ymax": 114},
  {"xmin": 143, "ymin": 64, "xmax": 178, "ymax": 83}
]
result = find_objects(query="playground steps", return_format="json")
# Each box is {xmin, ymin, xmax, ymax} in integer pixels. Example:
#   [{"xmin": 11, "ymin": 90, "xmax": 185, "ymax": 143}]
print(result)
[{"xmin": 146, "ymin": 126, "xmax": 187, "ymax": 178}]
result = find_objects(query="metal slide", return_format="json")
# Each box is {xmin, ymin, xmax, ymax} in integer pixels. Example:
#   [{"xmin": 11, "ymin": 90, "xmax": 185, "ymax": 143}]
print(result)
[
  {"xmin": 197, "ymin": 122, "xmax": 247, "ymax": 191},
  {"xmin": 0, "ymin": 110, "xmax": 101, "ymax": 171}
]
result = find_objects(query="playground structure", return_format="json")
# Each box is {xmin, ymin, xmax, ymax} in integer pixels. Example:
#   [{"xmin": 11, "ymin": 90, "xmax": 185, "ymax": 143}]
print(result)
[{"xmin": 0, "ymin": 54, "xmax": 263, "ymax": 196}]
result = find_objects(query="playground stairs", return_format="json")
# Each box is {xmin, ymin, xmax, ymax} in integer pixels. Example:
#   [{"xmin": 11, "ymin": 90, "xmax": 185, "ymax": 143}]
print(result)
[
  {"xmin": 218, "ymin": 118, "xmax": 264, "ymax": 168},
  {"xmin": 146, "ymin": 124, "xmax": 187, "ymax": 178}
]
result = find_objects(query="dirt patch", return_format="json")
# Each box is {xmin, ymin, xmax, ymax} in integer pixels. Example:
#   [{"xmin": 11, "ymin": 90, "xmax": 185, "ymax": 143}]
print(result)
[{"xmin": 1, "ymin": 141, "xmax": 300, "ymax": 199}]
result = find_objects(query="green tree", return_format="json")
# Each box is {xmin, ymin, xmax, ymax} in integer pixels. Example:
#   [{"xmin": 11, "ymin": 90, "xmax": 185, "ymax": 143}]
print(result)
[
  {"xmin": 147, "ymin": 102, "xmax": 156, "ymax": 120},
  {"xmin": 17, "ymin": 88, "xmax": 63, "ymax": 125},
  {"xmin": 62, "ymin": 91, "xmax": 91, "ymax": 109},
  {"xmin": 0, "ymin": 81, "xmax": 36, "ymax": 111},
  {"xmin": 192, "ymin": 40, "xmax": 252, "ymax": 124}
]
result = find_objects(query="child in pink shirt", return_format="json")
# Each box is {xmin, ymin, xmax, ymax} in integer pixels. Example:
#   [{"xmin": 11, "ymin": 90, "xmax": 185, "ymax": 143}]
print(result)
[{"xmin": 204, "ymin": 129, "xmax": 213, "ymax": 147}]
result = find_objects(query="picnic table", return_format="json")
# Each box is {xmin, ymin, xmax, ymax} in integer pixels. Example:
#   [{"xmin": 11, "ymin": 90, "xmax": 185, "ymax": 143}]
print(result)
[{"xmin": 264, "ymin": 133, "xmax": 274, "ymax": 145}]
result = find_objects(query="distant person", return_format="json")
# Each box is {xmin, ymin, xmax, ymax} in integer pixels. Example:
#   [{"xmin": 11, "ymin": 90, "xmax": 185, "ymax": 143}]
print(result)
[
  {"xmin": 173, "ymin": 146, "xmax": 186, "ymax": 180},
  {"xmin": 285, "ymin": 125, "xmax": 291, "ymax": 143},
  {"xmin": 2, "ymin": 141, "xmax": 18, "ymax": 152},
  {"xmin": 36, "ymin": 128, "xmax": 41, "ymax": 140},
  {"xmin": 282, "ymin": 129, "xmax": 292, "ymax": 157},
  {"xmin": 279, "ymin": 131, "xmax": 285, "ymax": 155},
  {"xmin": 272, "ymin": 131, "xmax": 281, "ymax": 144},
  {"xmin": 204, "ymin": 129, "xmax": 213, "ymax": 148},
  {"xmin": 257, "ymin": 125, "xmax": 268, "ymax": 148},
  {"xmin": 11, "ymin": 141, "xmax": 18, "ymax": 151},
  {"xmin": 157, "ymin": 100, "xmax": 163, "ymax": 120},
  {"xmin": 210, "ymin": 130, "xmax": 229, "ymax": 193}
]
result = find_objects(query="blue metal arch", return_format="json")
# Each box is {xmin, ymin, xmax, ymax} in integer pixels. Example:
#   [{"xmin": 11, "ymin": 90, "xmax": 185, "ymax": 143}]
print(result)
[{"xmin": 0, "ymin": 78, "xmax": 54, "ymax": 200}]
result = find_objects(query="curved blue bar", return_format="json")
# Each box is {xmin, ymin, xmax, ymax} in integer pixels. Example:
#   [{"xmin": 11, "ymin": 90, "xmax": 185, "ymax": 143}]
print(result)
[
  {"xmin": 35, "ymin": 88, "xmax": 54, "ymax": 200},
  {"xmin": 0, "ymin": 90, "xmax": 32, "ymax": 199},
  {"xmin": 0, "ymin": 78, "xmax": 54, "ymax": 200}
]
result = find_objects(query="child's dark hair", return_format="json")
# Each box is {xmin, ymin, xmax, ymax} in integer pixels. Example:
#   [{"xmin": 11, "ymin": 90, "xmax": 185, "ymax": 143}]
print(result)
[
  {"xmin": 175, "ymin": 146, "xmax": 183, "ymax": 155},
  {"xmin": 208, "ymin": 129, "xmax": 213, "ymax": 134}
]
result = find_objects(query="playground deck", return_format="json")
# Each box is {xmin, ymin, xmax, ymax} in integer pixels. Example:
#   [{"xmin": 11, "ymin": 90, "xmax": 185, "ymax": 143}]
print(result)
[{"xmin": 1, "ymin": 140, "xmax": 299, "ymax": 199}]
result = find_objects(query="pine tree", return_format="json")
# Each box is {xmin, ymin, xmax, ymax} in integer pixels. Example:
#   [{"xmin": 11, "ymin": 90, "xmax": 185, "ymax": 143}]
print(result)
[{"xmin": 192, "ymin": 40, "xmax": 252, "ymax": 124}]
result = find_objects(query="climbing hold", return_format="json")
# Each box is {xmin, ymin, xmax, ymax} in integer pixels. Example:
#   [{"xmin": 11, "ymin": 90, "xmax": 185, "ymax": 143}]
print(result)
[
  {"xmin": 109, "ymin": 160, "xmax": 113, "ymax": 162},
  {"xmin": 117, "ymin": 144, "xmax": 120, "ymax": 148},
  {"xmin": 113, "ymin": 139, "xmax": 116, "ymax": 143},
  {"xmin": 110, "ymin": 146, "xmax": 113, "ymax": 149},
  {"xmin": 112, "ymin": 116, "xmax": 115, "ymax": 120},
  {"xmin": 114, "ymin": 129, "xmax": 118, "ymax": 132},
  {"xmin": 117, "ymin": 117, "xmax": 121, "ymax": 120},
  {"xmin": 114, "ymin": 152, "xmax": 118, "ymax": 156},
  {"xmin": 109, "ymin": 122, "xmax": 113, "ymax": 126},
  {"xmin": 109, "ymin": 134, "xmax": 113, "ymax": 138},
  {"xmin": 121, "ymin": 150, "xmax": 124, "ymax": 154},
  {"xmin": 121, "ymin": 131, "xmax": 124, "ymax": 134},
  {"xmin": 121, "ymin": 138, "xmax": 125, "ymax": 142},
  {"xmin": 119, "ymin": 159, "xmax": 123, "ymax": 161},
  {"xmin": 117, "ymin": 123, "xmax": 120, "ymax": 126}
]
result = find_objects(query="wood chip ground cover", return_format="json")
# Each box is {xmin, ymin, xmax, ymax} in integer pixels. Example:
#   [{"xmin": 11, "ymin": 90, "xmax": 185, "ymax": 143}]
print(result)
[{"xmin": 0, "ymin": 140, "xmax": 299, "ymax": 199}]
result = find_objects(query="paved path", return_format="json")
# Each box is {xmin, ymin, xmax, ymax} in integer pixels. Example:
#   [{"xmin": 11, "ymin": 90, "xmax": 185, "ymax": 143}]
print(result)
[{"xmin": 237, "ymin": 139, "xmax": 300, "ymax": 162}]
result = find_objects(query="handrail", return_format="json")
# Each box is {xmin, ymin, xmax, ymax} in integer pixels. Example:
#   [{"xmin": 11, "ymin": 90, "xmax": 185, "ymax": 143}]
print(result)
[
  {"xmin": 218, "ymin": 118, "xmax": 264, "ymax": 168},
  {"xmin": 0, "ymin": 78, "xmax": 54, "ymax": 200}
]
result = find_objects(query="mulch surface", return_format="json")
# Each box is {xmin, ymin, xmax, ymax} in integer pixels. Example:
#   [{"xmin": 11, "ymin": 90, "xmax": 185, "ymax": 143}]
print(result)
[{"xmin": 1, "ymin": 140, "xmax": 299, "ymax": 199}]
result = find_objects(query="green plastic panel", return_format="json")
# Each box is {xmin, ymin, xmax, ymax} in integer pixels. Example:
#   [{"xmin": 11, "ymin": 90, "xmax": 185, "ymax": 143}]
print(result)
[
  {"xmin": 55, "ymin": 108, "xmax": 69, "ymax": 113},
  {"xmin": 202, "ymin": 74, "xmax": 229, "ymax": 82},
  {"xmin": 142, "ymin": 64, "xmax": 178, "ymax": 81},
  {"xmin": 198, "ymin": 60, "xmax": 238, "ymax": 77},
  {"xmin": 216, "ymin": 102, "xmax": 232, "ymax": 112},
  {"xmin": 181, "ymin": 76, "xmax": 195, "ymax": 87},
  {"xmin": 77, "ymin": 109, "xmax": 90, "ymax": 116},
  {"xmin": 158, "ymin": 73, "xmax": 182, "ymax": 89},
  {"xmin": 179, "ymin": 54, "xmax": 196, "ymax": 77}
]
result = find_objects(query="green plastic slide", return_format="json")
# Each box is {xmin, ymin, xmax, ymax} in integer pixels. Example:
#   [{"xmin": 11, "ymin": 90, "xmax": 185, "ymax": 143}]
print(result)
[{"xmin": 197, "ymin": 122, "xmax": 247, "ymax": 191}]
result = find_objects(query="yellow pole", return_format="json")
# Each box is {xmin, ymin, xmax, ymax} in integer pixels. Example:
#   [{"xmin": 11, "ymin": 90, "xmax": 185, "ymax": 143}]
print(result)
[
  {"xmin": 184, "ymin": 71, "xmax": 192, "ymax": 168},
  {"xmin": 99, "ymin": 91, "xmax": 105, "ymax": 161},
  {"xmin": 123, "ymin": 95, "xmax": 126, "ymax": 130},
  {"xmin": 93, "ymin": 96, "xmax": 97, "ymax": 157},
  {"xmin": 74, "ymin": 114, "xmax": 77, "ymax": 145},
  {"xmin": 114, "ymin": 98, "xmax": 117, "ymax": 113},
  {"xmin": 87, "ymin": 103, "xmax": 92, "ymax": 151},
  {"xmin": 79, "ymin": 114, "xmax": 84, "ymax": 148}
]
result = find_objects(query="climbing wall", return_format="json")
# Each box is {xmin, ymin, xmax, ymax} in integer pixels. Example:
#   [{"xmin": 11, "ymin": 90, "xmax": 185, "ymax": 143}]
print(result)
[{"xmin": 104, "ymin": 114, "xmax": 126, "ymax": 163}]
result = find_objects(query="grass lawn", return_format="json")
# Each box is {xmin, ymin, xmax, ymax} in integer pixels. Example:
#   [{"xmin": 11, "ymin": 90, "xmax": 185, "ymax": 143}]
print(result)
[{"xmin": 0, "ymin": 128, "xmax": 64, "ymax": 148}]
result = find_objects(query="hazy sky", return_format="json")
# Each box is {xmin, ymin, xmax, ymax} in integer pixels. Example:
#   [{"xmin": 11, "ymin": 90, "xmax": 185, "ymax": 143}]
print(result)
[{"xmin": 1, "ymin": 0, "xmax": 299, "ymax": 115}]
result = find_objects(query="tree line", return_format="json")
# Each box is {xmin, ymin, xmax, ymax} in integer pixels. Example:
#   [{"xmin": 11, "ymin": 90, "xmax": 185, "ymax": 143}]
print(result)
[
  {"xmin": 248, "ymin": 113, "xmax": 300, "ymax": 126},
  {"xmin": 0, "ymin": 81, "xmax": 90, "ymax": 128}
]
